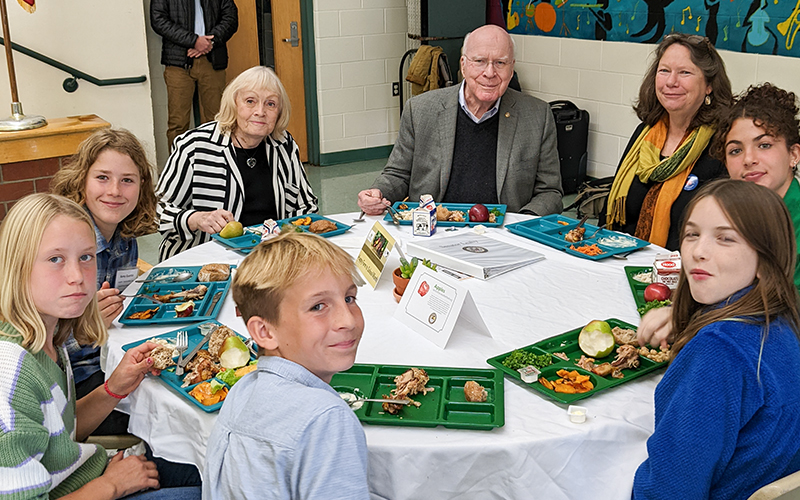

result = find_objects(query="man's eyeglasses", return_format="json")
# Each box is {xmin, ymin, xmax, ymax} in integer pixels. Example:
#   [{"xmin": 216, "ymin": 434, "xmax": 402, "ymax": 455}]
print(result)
[{"xmin": 464, "ymin": 56, "xmax": 512, "ymax": 71}]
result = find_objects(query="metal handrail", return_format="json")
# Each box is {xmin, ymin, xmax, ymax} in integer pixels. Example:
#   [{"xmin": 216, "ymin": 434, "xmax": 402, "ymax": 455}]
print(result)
[{"xmin": 0, "ymin": 36, "xmax": 146, "ymax": 93}]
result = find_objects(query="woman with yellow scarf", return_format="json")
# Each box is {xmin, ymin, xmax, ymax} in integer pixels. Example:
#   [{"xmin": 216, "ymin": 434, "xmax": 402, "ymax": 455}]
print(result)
[{"xmin": 605, "ymin": 34, "xmax": 732, "ymax": 250}]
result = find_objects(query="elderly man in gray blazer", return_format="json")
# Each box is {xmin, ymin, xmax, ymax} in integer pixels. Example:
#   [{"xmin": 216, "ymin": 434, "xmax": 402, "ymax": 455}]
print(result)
[{"xmin": 358, "ymin": 24, "xmax": 562, "ymax": 216}]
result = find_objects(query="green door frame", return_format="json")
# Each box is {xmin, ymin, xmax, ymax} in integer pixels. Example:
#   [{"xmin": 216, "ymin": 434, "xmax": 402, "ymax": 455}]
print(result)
[{"xmin": 300, "ymin": 0, "xmax": 320, "ymax": 165}]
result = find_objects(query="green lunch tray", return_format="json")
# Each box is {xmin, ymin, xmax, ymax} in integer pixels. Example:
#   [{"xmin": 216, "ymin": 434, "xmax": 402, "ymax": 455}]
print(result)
[
  {"xmin": 120, "ymin": 265, "xmax": 235, "ymax": 326},
  {"xmin": 122, "ymin": 321, "xmax": 256, "ymax": 413},
  {"xmin": 384, "ymin": 202, "xmax": 507, "ymax": 227},
  {"xmin": 210, "ymin": 214, "xmax": 352, "ymax": 254},
  {"xmin": 625, "ymin": 266, "xmax": 652, "ymax": 315},
  {"xmin": 505, "ymin": 214, "xmax": 649, "ymax": 260},
  {"xmin": 330, "ymin": 363, "xmax": 504, "ymax": 430},
  {"xmin": 486, "ymin": 318, "xmax": 668, "ymax": 405}
]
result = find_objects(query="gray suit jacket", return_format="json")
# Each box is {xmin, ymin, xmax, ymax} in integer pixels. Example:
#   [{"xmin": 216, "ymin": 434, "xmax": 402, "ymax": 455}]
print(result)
[{"xmin": 372, "ymin": 85, "xmax": 563, "ymax": 215}]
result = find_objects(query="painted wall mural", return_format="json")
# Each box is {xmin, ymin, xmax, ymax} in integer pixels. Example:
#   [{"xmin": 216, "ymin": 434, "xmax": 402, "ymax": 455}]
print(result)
[{"xmin": 505, "ymin": 0, "xmax": 800, "ymax": 56}]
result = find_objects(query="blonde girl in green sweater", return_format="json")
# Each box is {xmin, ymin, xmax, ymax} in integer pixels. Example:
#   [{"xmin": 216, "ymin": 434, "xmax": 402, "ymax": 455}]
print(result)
[{"xmin": 0, "ymin": 193, "xmax": 163, "ymax": 499}]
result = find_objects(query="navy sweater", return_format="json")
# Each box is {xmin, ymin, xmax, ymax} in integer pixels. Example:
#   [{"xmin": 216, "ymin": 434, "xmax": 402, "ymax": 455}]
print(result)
[{"xmin": 633, "ymin": 315, "xmax": 800, "ymax": 499}]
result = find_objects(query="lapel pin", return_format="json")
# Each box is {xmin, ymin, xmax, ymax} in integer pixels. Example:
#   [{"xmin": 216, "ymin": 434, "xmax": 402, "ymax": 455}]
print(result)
[{"xmin": 505, "ymin": 112, "xmax": 510, "ymax": 118}]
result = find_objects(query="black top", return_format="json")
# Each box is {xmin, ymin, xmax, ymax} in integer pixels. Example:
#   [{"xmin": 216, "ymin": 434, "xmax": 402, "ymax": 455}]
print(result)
[
  {"xmin": 235, "ymin": 143, "xmax": 278, "ymax": 227},
  {"xmin": 606, "ymin": 123, "xmax": 727, "ymax": 251},
  {"xmin": 442, "ymin": 106, "xmax": 500, "ymax": 205}
]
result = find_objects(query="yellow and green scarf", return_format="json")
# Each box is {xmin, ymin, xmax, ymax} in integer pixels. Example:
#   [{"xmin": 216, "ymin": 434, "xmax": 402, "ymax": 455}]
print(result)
[{"xmin": 606, "ymin": 118, "xmax": 715, "ymax": 247}]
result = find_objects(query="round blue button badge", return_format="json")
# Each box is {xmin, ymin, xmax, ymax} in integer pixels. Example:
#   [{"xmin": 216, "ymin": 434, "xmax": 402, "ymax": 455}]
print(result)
[{"xmin": 684, "ymin": 174, "xmax": 699, "ymax": 191}]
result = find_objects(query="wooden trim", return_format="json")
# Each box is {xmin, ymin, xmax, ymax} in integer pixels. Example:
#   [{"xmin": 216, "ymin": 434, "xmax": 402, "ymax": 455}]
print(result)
[
  {"xmin": 0, "ymin": 115, "xmax": 110, "ymax": 164},
  {"xmin": 318, "ymin": 145, "xmax": 392, "ymax": 166}
]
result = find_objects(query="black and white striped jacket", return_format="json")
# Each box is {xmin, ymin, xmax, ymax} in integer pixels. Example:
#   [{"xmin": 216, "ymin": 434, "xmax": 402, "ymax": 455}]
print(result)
[{"xmin": 156, "ymin": 121, "xmax": 318, "ymax": 261}]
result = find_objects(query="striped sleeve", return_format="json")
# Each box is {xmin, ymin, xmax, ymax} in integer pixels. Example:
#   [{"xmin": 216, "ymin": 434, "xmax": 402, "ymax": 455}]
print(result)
[
  {"xmin": 0, "ymin": 343, "xmax": 105, "ymax": 500},
  {"xmin": 272, "ymin": 133, "xmax": 318, "ymax": 219}
]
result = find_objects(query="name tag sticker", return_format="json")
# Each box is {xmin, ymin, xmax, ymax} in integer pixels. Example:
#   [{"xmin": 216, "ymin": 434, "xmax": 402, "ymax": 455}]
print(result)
[{"xmin": 115, "ymin": 267, "xmax": 139, "ymax": 292}]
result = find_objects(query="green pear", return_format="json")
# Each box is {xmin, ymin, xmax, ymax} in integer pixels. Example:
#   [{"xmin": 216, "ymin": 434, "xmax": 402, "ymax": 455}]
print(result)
[{"xmin": 219, "ymin": 221, "xmax": 244, "ymax": 239}]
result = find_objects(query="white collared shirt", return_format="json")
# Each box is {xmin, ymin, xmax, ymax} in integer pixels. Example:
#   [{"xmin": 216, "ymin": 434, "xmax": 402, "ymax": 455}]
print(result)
[{"xmin": 458, "ymin": 81, "xmax": 502, "ymax": 124}]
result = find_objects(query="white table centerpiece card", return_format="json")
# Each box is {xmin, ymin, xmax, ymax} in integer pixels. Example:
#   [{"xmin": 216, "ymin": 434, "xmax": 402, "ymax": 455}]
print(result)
[
  {"xmin": 355, "ymin": 221, "xmax": 397, "ymax": 289},
  {"xmin": 394, "ymin": 267, "xmax": 491, "ymax": 349},
  {"xmin": 406, "ymin": 233, "xmax": 545, "ymax": 280}
]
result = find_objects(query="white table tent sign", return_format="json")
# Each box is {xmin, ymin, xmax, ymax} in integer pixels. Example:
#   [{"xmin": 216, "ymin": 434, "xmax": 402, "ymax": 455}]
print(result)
[{"xmin": 393, "ymin": 266, "xmax": 491, "ymax": 349}]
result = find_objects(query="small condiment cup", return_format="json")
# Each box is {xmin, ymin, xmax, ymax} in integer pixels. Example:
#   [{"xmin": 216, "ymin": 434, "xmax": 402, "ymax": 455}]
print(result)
[
  {"xmin": 568, "ymin": 405, "xmax": 587, "ymax": 423},
  {"xmin": 518, "ymin": 365, "xmax": 540, "ymax": 383},
  {"xmin": 198, "ymin": 322, "xmax": 216, "ymax": 336}
]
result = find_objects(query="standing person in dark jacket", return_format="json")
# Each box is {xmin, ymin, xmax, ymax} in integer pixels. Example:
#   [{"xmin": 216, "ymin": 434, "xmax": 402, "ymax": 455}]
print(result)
[{"xmin": 151, "ymin": 0, "xmax": 238, "ymax": 147}]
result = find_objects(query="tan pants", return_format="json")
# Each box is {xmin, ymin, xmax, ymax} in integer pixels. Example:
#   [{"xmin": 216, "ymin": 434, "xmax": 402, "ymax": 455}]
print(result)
[{"xmin": 164, "ymin": 57, "xmax": 227, "ymax": 147}]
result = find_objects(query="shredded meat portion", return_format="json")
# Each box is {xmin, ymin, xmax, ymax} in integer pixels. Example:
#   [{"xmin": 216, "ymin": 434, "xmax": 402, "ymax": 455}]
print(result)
[
  {"xmin": 181, "ymin": 350, "xmax": 221, "ymax": 387},
  {"xmin": 611, "ymin": 344, "xmax": 640, "ymax": 370},
  {"xmin": 612, "ymin": 326, "xmax": 638, "ymax": 346},
  {"xmin": 382, "ymin": 368, "xmax": 434, "ymax": 415}
]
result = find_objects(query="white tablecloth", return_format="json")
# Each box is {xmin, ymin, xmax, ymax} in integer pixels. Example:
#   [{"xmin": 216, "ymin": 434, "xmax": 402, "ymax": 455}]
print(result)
[{"xmin": 106, "ymin": 213, "xmax": 663, "ymax": 500}]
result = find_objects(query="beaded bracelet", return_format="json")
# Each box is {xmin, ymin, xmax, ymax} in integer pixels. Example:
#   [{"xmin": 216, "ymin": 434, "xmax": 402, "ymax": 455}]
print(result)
[{"xmin": 104, "ymin": 380, "xmax": 128, "ymax": 400}]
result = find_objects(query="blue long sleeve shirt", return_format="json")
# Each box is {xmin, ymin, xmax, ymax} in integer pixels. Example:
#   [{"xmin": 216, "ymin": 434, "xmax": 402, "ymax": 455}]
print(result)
[{"xmin": 633, "ymin": 315, "xmax": 800, "ymax": 499}]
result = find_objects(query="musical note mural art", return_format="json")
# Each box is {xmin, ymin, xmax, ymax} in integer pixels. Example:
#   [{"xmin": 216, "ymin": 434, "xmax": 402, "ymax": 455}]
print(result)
[{"xmin": 506, "ymin": 0, "xmax": 800, "ymax": 56}]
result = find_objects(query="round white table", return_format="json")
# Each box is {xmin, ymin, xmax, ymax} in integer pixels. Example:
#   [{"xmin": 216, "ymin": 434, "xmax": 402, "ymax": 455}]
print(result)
[{"xmin": 106, "ymin": 212, "xmax": 664, "ymax": 500}]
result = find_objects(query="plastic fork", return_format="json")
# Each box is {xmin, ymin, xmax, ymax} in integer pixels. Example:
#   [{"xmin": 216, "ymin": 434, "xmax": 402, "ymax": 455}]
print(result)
[
  {"xmin": 175, "ymin": 331, "xmax": 189, "ymax": 376},
  {"xmin": 352, "ymin": 211, "xmax": 366, "ymax": 223}
]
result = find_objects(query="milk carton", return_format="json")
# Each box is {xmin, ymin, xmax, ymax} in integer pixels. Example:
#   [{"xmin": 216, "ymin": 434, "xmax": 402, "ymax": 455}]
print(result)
[
  {"xmin": 652, "ymin": 252, "xmax": 681, "ymax": 289},
  {"xmin": 260, "ymin": 219, "xmax": 281, "ymax": 242},
  {"xmin": 412, "ymin": 194, "xmax": 437, "ymax": 237}
]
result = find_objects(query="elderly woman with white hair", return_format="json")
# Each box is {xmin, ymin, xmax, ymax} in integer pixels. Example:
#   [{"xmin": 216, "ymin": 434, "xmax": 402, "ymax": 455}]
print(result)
[{"xmin": 156, "ymin": 66, "xmax": 318, "ymax": 260}]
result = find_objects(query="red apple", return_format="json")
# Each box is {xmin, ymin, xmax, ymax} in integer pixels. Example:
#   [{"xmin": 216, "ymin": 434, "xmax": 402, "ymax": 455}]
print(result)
[
  {"xmin": 469, "ymin": 203, "xmax": 489, "ymax": 222},
  {"xmin": 644, "ymin": 283, "xmax": 671, "ymax": 302}
]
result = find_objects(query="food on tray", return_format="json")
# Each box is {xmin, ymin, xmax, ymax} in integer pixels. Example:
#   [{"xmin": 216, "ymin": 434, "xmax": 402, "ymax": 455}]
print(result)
[
  {"xmin": 127, "ymin": 307, "xmax": 159, "ymax": 320},
  {"xmin": 553, "ymin": 352, "xmax": 569, "ymax": 361},
  {"xmin": 501, "ymin": 349, "xmax": 552, "ymax": 370},
  {"xmin": 639, "ymin": 345, "xmax": 670, "ymax": 363},
  {"xmin": 578, "ymin": 320, "xmax": 615, "ymax": 358},
  {"xmin": 612, "ymin": 345, "xmax": 640, "ymax": 371},
  {"xmin": 468, "ymin": 203, "xmax": 489, "ymax": 222},
  {"xmin": 181, "ymin": 350, "xmax": 220, "ymax": 387},
  {"xmin": 217, "ymin": 362, "xmax": 257, "ymax": 387},
  {"xmin": 149, "ymin": 345, "xmax": 176, "ymax": 370},
  {"xmin": 612, "ymin": 326, "xmax": 638, "ymax": 346},
  {"xmin": 198, "ymin": 263, "xmax": 231, "ymax": 282},
  {"xmin": 292, "ymin": 216, "xmax": 312, "ymax": 226},
  {"xmin": 638, "ymin": 299, "xmax": 672, "ymax": 316},
  {"xmin": 219, "ymin": 220, "xmax": 244, "ymax": 239},
  {"xmin": 174, "ymin": 300, "xmax": 195, "ymax": 317},
  {"xmin": 309, "ymin": 219, "xmax": 337, "ymax": 234},
  {"xmin": 565, "ymin": 226, "xmax": 586, "ymax": 243},
  {"xmin": 189, "ymin": 380, "xmax": 228, "ymax": 406},
  {"xmin": 208, "ymin": 325, "xmax": 236, "ymax": 358},
  {"xmin": 632, "ymin": 271, "xmax": 653, "ymax": 284},
  {"xmin": 576, "ymin": 356, "xmax": 620, "ymax": 378},
  {"xmin": 557, "ymin": 220, "xmax": 569, "ymax": 226},
  {"xmin": 597, "ymin": 235, "xmax": 637, "ymax": 248},
  {"xmin": 539, "ymin": 369, "xmax": 594, "ymax": 394},
  {"xmin": 219, "ymin": 336, "xmax": 250, "ymax": 369},
  {"xmin": 382, "ymin": 368, "xmax": 434, "ymax": 415},
  {"xmin": 435, "ymin": 205, "xmax": 466, "ymax": 222},
  {"xmin": 644, "ymin": 283, "xmax": 671, "ymax": 302},
  {"xmin": 397, "ymin": 203, "xmax": 409, "ymax": 210},
  {"xmin": 569, "ymin": 243, "xmax": 604, "ymax": 256},
  {"xmin": 576, "ymin": 355, "xmax": 626, "ymax": 379},
  {"xmin": 464, "ymin": 381, "xmax": 487, "ymax": 402},
  {"xmin": 153, "ymin": 284, "xmax": 208, "ymax": 303}
]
